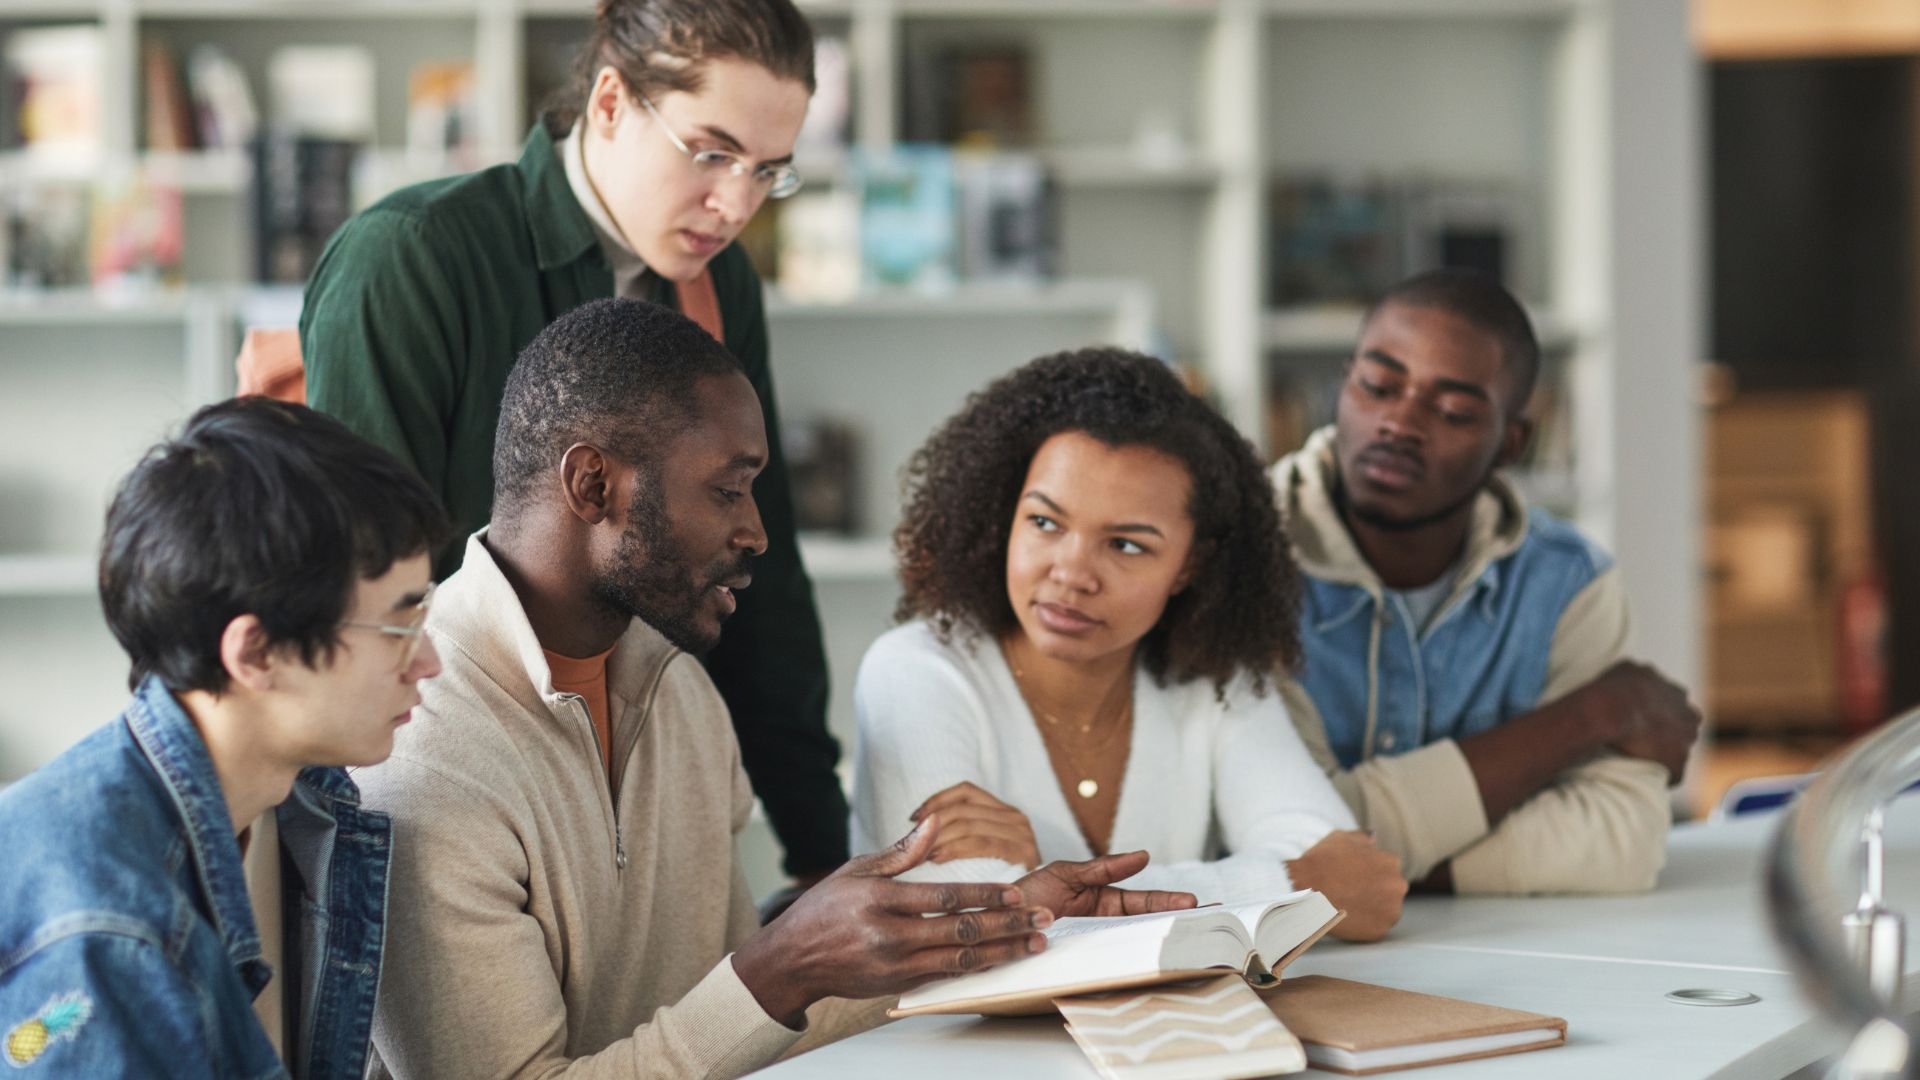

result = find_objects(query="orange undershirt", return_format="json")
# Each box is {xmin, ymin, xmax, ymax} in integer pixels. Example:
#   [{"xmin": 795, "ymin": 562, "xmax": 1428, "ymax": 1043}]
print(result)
[{"xmin": 544, "ymin": 646, "xmax": 617, "ymax": 788}]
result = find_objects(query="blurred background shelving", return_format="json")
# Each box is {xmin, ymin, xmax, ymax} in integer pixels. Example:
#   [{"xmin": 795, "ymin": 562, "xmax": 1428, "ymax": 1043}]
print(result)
[{"xmin": 0, "ymin": 0, "xmax": 1698, "ymax": 891}]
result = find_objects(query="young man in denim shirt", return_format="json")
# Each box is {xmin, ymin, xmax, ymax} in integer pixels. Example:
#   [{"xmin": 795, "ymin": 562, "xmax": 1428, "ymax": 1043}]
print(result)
[
  {"xmin": 1273, "ymin": 269, "xmax": 1702, "ymax": 896},
  {"xmin": 0, "ymin": 398, "xmax": 448, "ymax": 1077}
]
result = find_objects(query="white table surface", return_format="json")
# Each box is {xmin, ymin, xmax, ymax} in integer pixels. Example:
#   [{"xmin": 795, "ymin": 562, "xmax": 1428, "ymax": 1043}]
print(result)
[{"xmin": 753, "ymin": 799, "xmax": 1920, "ymax": 1079}]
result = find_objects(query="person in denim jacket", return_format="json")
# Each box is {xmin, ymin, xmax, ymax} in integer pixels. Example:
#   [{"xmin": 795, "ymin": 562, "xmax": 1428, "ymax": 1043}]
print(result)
[
  {"xmin": 0, "ymin": 398, "xmax": 448, "ymax": 1077},
  {"xmin": 1272, "ymin": 269, "xmax": 1702, "ymax": 896}
]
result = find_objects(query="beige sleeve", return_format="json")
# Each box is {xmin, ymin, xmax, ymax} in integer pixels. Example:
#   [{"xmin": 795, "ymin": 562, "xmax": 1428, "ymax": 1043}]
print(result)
[
  {"xmin": 1449, "ymin": 567, "xmax": 1671, "ymax": 894},
  {"xmin": 1540, "ymin": 566, "xmax": 1631, "ymax": 702},
  {"xmin": 1280, "ymin": 680, "xmax": 1489, "ymax": 882},
  {"xmin": 1446, "ymin": 754, "xmax": 1671, "ymax": 894},
  {"xmin": 364, "ymin": 757, "xmax": 802, "ymax": 1080}
]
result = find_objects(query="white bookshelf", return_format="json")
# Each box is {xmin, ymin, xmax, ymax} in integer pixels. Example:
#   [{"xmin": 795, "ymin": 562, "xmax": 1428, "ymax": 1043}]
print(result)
[{"xmin": 0, "ymin": 0, "xmax": 1701, "ymax": 885}]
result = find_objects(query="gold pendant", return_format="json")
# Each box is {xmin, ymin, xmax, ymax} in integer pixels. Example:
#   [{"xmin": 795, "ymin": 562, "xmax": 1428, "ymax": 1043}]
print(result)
[{"xmin": 1077, "ymin": 778, "xmax": 1099, "ymax": 799}]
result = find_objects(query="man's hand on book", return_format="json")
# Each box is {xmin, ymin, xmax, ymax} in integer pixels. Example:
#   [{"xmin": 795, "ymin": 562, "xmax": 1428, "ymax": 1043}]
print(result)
[
  {"xmin": 731, "ymin": 815, "xmax": 1054, "ymax": 1027},
  {"xmin": 1014, "ymin": 850, "xmax": 1199, "ymax": 919},
  {"xmin": 1284, "ymin": 831, "xmax": 1407, "ymax": 942},
  {"xmin": 911, "ymin": 781, "xmax": 1042, "ymax": 869}
]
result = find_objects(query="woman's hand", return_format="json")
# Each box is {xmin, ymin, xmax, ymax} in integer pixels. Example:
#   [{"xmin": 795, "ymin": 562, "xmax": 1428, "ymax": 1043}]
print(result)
[
  {"xmin": 911, "ymin": 781, "xmax": 1043, "ymax": 870},
  {"xmin": 1284, "ymin": 830, "xmax": 1408, "ymax": 942}
]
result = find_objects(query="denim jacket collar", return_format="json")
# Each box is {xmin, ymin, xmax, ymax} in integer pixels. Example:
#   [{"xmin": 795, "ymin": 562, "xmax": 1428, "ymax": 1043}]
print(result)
[{"xmin": 122, "ymin": 675, "xmax": 267, "ymax": 991}]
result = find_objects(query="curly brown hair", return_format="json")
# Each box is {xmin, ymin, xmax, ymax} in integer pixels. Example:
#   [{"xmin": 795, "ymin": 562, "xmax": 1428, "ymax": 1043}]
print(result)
[{"xmin": 894, "ymin": 347, "xmax": 1302, "ymax": 694}]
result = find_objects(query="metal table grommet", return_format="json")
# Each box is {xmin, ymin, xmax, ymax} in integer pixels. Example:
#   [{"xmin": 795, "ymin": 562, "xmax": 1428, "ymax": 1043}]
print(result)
[{"xmin": 1666, "ymin": 988, "xmax": 1760, "ymax": 1007}]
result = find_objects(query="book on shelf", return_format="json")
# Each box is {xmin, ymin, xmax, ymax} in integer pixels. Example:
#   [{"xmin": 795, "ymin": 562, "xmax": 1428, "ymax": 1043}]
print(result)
[
  {"xmin": 890, "ymin": 890, "xmax": 1343, "ymax": 1018},
  {"xmin": 143, "ymin": 42, "xmax": 196, "ymax": 153},
  {"xmin": 1398, "ymin": 179, "xmax": 1529, "ymax": 299},
  {"xmin": 784, "ymin": 416, "xmax": 861, "ymax": 535},
  {"xmin": 1261, "ymin": 975, "xmax": 1566, "ymax": 1075},
  {"xmin": 186, "ymin": 45, "xmax": 258, "ymax": 152},
  {"xmin": 1269, "ymin": 174, "xmax": 1535, "ymax": 309},
  {"xmin": 857, "ymin": 145, "xmax": 956, "ymax": 290},
  {"xmin": 407, "ymin": 61, "xmax": 479, "ymax": 166},
  {"xmin": 794, "ymin": 33, "xmax": 851, "ymax": 158},
  {"xmin": 1269, "ymin": 176, "xmax": 1400, "ymax": 310},
  {"xmin": 1057, "ymin": 975, "xmax": 1305, "ymax": 1080},
  {"xmin": 90, "ymin": 179, "xmax": 185, "ymax": 290},
  {"xmin": 907, "ymin": 41, "xmax": 1033, "ymax": 149},
  {"xmin": 776, "ymin": 189, "xmax": 861, "ymax": 302},
  {"xmin": 268, "ymin": 46, "xmax": 375, "ymax": 142},
  {"xmin": 253, "ymin": 134, "xmax": 357, "ymax": 285},
  {"xmin": 955, "ymin": 152, "xmax": 1056, "ymax": 285},
  {"xmin": 2, "ymin": 184, "xmax": 90, "ymax": 289},
  {"xmin": 5, "ymin": 25, "xmax": 104, "ymax": 160}
]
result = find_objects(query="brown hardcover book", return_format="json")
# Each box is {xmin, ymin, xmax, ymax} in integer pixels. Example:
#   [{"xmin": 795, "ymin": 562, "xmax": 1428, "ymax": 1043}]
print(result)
[
  {"xmin": 1260, "ymin": 975, "xmax": 1566, "ymax": 1075},
  {"xmin": 143, "ymin": 42, "xmax": 194, "ymax": 151}
]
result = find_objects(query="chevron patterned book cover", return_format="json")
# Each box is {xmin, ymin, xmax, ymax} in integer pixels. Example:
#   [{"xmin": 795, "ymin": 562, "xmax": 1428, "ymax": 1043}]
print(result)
[{"xmin": 1056, "ymin": 975, "xmax": 1306, "ymax": 1080}]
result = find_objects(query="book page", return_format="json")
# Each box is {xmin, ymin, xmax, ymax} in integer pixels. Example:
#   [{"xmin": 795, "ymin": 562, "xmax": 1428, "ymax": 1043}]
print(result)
[
  {"xmin": 1043, "ymin": 908, "xmax": 1195, "ymax": 941},
  {"xmin": 1227, "ymin": 889, "xmax": 1312, "ymax": 937}
]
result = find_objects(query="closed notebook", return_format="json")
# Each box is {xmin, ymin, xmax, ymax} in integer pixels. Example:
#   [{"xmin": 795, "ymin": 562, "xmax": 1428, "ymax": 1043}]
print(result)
[
  {"xmin": 1057, "ymin": 975, "xmax": 1306, "ymax": 1080},
  {"xmin": 890, "ymin": 890, "xmax": 1343, "ymax": 1018},
  {"xmin": 1260, "ymin": 975, "xmax": 1566, "ymax": 1075}
]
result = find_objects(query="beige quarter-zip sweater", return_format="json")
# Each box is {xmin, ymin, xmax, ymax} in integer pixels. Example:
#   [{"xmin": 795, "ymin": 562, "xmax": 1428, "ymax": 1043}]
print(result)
[
  {"xmin": 1272, "ymin": 428, "xmax": 1671, "ymax": 895},
  {"xmin": 354, "ymin": 532, "xmax": 882, "ymax": 1079}
]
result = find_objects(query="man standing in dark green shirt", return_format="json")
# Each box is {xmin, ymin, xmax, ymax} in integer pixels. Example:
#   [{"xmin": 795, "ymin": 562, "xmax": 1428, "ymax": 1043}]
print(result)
[{"xmin": 300, "ymin": 0, "xmax": 850, "ymax": 885}]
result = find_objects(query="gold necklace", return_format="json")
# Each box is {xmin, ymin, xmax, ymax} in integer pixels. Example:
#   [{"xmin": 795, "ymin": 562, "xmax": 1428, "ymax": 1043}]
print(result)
[{"xmin": 1005, "ymin": 649, "xmax": 1133, "ymax": 800}]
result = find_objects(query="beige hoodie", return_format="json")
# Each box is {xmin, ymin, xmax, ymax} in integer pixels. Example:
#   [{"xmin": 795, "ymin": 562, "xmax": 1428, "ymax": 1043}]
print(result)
[
  {"xmin": 1272, "ymin": 428, "xmax": 1671, "ymax": 895},
  {"xmin": 354, "ymin": 532, "xmax": 884, "ymax": 1079}
]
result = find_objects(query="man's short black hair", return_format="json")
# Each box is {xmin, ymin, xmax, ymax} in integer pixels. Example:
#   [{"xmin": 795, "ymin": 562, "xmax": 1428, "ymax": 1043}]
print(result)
[
  {"xmin": 99, "ymin": 397, "xmax": 450, "ymax": 694},
  {"xmin": 492, "ymin": 297, "xmax": 745, "ymax": 509},
  {"xmin": 1366, "ymin": 268, "xmax": 1541, "ymax": 411}
]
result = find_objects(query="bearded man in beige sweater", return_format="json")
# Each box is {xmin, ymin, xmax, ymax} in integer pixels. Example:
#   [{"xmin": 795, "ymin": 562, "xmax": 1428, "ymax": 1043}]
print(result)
[{"xmin": 352, "ymin": 298, "xmax": 1195, "ymax": 1080}]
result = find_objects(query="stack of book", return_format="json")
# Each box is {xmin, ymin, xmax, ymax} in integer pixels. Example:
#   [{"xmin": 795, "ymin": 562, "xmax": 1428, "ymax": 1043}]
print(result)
[{"xmin": 891, "ymin": 889, "xmax": 1567, "ymax": 1078}]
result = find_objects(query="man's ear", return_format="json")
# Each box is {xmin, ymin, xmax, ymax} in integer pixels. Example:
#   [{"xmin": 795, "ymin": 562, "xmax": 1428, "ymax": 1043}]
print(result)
[
  {"xmin": 219, "ymin": 614, "xmax": 278, "ymax": 693},
  {"xmin": 1495, "ymin": 414, "xmax": 1535, "ymax": 469},
  {"xmin": 586, "ymin": 66, "xmax": 631, "ymax": 137},
  {"xmin": 560, "ymin": 443, "xmax": 619, "ymax": 525}
]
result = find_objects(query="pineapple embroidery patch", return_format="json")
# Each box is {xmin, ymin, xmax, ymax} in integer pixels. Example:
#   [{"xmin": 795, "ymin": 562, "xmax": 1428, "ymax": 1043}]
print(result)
[{"xmin": 4, "ymin": 993, "xmax": 92, "ymax": 1068}]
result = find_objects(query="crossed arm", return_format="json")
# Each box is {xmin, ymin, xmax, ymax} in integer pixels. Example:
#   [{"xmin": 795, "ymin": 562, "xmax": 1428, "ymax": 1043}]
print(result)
[{"xmin": 1286, "ymin": 568, "xmax": 1701, "ymax": 894}]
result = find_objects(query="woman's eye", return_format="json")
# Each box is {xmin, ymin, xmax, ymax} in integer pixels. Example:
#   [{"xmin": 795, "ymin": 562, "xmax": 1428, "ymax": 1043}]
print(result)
[
  {"xmin": 1359, "ymin": 379, "xmax": 1391, "ymax": 399},
  {"xmin": 1112, "ymin": 538, "xmax": 1147, "ymax": 555},
  {"xmin": 1029, "ymin": 514, "xmax": 1060, "ymax": 532},
  {"xmin": 716, "ymin": 488, "xmax": 744, "ymax": 503}
]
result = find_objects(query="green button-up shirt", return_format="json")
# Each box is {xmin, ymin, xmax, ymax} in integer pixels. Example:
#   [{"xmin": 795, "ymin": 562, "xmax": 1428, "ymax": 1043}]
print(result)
[{"xmin": 301, "ymin": 124, "xmax": 848, "ymax": 876}]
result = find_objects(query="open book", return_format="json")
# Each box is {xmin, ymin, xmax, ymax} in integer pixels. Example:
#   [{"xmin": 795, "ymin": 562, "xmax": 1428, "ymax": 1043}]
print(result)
[{"xmin": 890, "ymin": 890, "xmax": 1343, "ymax": 1018}]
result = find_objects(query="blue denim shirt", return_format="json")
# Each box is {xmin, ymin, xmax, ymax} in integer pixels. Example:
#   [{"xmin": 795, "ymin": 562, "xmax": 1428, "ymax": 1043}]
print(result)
[
  {"xmin": 0, "ymin": 676, "xmax": 390, "ymax": 1078},
  {"xmin": 1295, "ymin": 507, "xmax": 1612, "ymax": 769}
]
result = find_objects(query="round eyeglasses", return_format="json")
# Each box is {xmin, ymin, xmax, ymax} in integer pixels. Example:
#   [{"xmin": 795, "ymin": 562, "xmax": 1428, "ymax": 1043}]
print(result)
[
  {"xmin": 339, "ymin": 581, "xmax": 435, "ymax": 673},
  {"xmin": 638, "ymin": 93, "xmax": 804, "ymax": 200}
]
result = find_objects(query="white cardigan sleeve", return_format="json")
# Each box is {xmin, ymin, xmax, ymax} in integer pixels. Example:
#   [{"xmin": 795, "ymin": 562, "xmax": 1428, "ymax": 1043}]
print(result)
[
  {"xmin": 1116, "ymin": 676, "xmax": 1356, "ymax": 905},
  {"xmin": 851, "ymin": 627, "xmax": 1032, "ymax": 886}
]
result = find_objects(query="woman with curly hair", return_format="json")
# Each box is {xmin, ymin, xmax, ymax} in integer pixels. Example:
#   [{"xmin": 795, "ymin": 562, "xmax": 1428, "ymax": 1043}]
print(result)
[{"xmin": 851, "ymin": 348, "xmax": 1407, "ymax": 940}]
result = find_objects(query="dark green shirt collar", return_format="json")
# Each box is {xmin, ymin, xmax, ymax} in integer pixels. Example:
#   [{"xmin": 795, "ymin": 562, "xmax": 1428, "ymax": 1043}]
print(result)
[{"xmin": 516, "ymin": 123, "xmax": 601, "ymax": 272}]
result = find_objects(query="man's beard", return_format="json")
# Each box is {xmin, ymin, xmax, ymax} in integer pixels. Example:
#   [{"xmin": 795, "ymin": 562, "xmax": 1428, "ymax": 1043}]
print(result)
[
  {"xmin": 1338, "ymin": 462, "xmax": 1494, "ymax": 533},
  {"xmin": 588, "ymin": 479, "xmax": 750, "ymax": 656}
]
